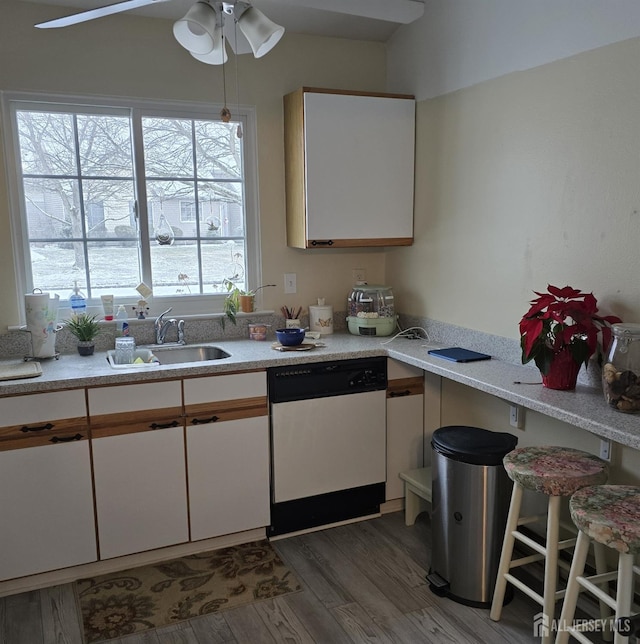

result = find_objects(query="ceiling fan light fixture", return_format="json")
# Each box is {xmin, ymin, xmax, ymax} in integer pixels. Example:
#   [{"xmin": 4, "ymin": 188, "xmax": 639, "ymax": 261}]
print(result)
[
  {"xmin": 236, "ymin": 6, "xmax": 285, "ymax": 58},
  {"xmin": 173, "ymin": 1, "xmax": 219, "ymax": 55},
  {"xmin": 190, "ymin": 26, "xmax": 228, "ymax": 64}
]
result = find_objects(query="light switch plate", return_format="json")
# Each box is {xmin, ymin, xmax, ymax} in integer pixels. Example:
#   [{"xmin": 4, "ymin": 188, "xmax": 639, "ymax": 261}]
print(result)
[{"xmin": 284, "ymin": 273, "xmax": 297, "ymax": 294}]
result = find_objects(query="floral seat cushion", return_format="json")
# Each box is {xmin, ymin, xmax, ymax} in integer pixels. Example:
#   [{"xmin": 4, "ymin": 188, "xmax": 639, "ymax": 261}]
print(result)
[
  {"xmin": 503, "ymin": 446, "xmax": 608, "ymax": 497},
  {"xmin": 570, "ymin": 485, "xmax": 640, "ymax": 555}
]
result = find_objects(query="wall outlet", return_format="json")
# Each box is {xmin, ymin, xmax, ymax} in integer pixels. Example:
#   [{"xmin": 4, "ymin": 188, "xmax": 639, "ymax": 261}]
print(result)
[
  {"xmin": 352, "ymin": 268, "xmax": 366, "ymax": 283},
  {"xmin": 284, "ymin": 273, "xmax": 297, "ymax": 294},
  {"xmin": 509, "ymin": 404, "xmax": 525, "ymax": 429},
  {"xmin": 599, "ymin": 438, "xmax": 612, "ymax": 461}
]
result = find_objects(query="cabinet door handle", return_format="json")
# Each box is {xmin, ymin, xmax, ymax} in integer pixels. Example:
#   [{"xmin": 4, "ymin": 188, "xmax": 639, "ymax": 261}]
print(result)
[
  {"xmin": 389, "ymin": 390, "xmax": 411, "ymax": 397},
  {"xmin": 311, "ymin": 240, "xmax": 334, "ymax": 246},
  {"xmin": 20, "ymin": 422, "xmax": 54, "ymax": 433},
  {"xmin": 49, "ymin": 433, "xmax": 83, "ymax": 443},
  {"xmin": 149, "ymin": 420, "xmax": 180, "ymax": 430},
  {"xmin": 191, "ymin": 416, "xmax": 219, "ymax": 425}
]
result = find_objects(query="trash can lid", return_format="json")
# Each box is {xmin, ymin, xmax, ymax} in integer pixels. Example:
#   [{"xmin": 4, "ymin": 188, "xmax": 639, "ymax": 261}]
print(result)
[{"xmin": 431, "ymin": 425, "xmax": 518, "ymax": 466}]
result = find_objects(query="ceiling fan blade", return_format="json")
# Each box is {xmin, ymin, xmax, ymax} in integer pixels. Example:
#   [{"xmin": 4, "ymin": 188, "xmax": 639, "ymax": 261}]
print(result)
[
  {"xmin": 265, "ymin": 0, "xmax": 425, "ymax": 24},
  {"xmin": 35, "ymin": 0, "xmax": 172, "ymax": 29}
]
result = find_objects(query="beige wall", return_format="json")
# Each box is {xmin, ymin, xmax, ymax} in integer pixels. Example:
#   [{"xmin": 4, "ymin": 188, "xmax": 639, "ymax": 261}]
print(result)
[
  {"xmin": 0, "ymin": 0, "xmax": 388, "ymax": 330},
  {"xmin": 387, "ymin": 37, "xmax": 640, "ymax": 339},
  {"xmin": 393, "ymin": 37, "xmax": 640, "ymax": 484}
]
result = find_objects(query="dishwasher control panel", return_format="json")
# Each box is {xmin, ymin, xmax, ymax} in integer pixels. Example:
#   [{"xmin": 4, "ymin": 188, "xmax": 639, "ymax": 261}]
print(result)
[{"xmin": 267, "ymin": 357, "xmax": 387, "ymax": 403}]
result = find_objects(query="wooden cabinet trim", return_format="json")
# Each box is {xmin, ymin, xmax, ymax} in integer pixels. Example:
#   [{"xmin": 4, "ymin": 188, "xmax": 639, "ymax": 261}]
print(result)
[
  {"xmin": 0, "ymin": 428, "xmax": 89, "ymax": 452},
  {"xmin": 90, "ymin": 407, "xmax": 183, "ymax": 439},
  {"xmin": 387, "ymin": 377, "xmax": 424, "ymax": 398},
  {"xmin": 0, "ymin": 416, "xmax": 87, "ymax": 441},
  {"xmin": 185, "ymin": 396, "xmax": 268, "ymax": 425},
  {"xmin": 300, "ymin": 87, "xmax": 415, "ymax": 100},
  {"xmin": 305, "ymin": 238, "xmax": 413, "ymax": 248}
]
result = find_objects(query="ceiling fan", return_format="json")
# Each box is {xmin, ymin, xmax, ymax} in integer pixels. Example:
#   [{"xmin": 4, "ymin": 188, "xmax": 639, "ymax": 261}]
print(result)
[{"xmin": 34, "ymin": 0, "xmax": 425, "ymax": 64}]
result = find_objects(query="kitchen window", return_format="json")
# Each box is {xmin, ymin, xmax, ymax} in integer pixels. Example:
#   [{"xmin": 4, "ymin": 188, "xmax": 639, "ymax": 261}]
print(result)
[{"xmin": 2, "ymin": 92, "xmax": 260, "ymax": 315}]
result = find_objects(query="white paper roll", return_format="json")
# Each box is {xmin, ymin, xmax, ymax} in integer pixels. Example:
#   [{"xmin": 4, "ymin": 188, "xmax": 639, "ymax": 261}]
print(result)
[{"xmin": 24, "ymin": 291, "xmax": 59, "ymax": 357}]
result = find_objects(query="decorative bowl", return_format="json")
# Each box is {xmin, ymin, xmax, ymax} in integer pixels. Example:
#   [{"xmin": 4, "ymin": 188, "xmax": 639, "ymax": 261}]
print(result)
[{"xmin": 275, "ymin": 328, "xmax": 306, "ymax": 346}]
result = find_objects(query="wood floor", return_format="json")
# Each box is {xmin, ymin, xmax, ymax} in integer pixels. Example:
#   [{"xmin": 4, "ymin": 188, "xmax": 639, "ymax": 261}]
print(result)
[{"xmin": 0, "ymin": 511, "xmax": 592, "ymax": 643}]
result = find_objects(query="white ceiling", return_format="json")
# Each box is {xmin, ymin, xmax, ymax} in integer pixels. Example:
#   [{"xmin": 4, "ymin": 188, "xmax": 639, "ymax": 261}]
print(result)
[{"xmin": 23, "ymin": 0, "xmax": 425, "ymax": 42}]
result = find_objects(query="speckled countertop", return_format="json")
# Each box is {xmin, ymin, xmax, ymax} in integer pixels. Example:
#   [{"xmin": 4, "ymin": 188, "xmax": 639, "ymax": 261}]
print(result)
[{"xmin": 1, "ymin": 332, "xmax": 638, "ymax": 450}]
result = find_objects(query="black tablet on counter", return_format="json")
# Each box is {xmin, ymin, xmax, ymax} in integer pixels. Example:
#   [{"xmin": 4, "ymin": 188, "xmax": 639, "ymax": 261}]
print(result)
[{"xmin": 427, "ymin": 347, "xmax": 492, "ymax": 363}]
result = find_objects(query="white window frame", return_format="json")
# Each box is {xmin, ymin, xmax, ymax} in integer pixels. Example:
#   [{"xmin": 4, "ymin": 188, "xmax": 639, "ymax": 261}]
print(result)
[{"xmin": 1, "ymin": 91, "xmax": 262, "ymax": 320}]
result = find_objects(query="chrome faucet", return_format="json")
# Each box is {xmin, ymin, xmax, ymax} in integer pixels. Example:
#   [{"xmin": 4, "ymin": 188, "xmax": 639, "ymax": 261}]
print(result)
[{"xmin": 155, "ymin": 308, "xmax": 186, "ymax": 345}]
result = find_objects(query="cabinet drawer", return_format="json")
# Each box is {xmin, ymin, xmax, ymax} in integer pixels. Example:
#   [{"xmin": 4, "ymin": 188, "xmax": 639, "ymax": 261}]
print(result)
[
  {"xmin": 183, "ymin": 372, "xmax": 266, "ymax": 405},
  {"xmin": 388, "ymin": 359, "xmax": 423, "ymax": 381},
  {"xmin": 88, "ymin": 381, "xmax": 182, "ymax": 417},
  {"xmin": 0, "ymin": 390, "xmax": 86, "ymax": 440}
]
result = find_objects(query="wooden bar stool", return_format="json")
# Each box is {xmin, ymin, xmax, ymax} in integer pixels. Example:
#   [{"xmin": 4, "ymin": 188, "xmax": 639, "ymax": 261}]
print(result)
[
  {"xmin": 490, "ymin": 446, "xmax": 609, "ymax": 644},
  {"xmin": 556, "ymin": 485, "xmax": 640, "ymax": 644}
]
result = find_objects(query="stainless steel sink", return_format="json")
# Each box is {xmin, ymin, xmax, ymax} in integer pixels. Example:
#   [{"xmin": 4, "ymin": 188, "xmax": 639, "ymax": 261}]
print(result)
[{"xmin": 151, "ymin": 344, "xmax": 231, "ymax": 365}]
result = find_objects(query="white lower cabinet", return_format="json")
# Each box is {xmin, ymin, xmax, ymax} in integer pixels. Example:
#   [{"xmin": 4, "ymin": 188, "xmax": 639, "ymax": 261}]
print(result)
[
  {"xmin": 92, "ymin": 426, "xmax": 189, "ymax": 559},
  {"xmin": 89, "ymin": 382, "xmax": 188, "ymax": 560},
  {"xmin": 184, "ymin": 373, "xmax": 270, "ymax": 540},
  {"xmin": 0, "ymin": 434, "xmax": 97, "ymax": 581},
  {"xmin": 386, "ymin": 359, "xmax": 425, "ymax": 501}
]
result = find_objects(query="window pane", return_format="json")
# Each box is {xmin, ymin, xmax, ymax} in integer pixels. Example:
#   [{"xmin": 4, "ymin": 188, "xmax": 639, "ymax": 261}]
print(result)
[
  {"xmin": 198, "ymin": 181, "xmax": 244, "ymax": 237},
  {"xmin": 82, "ymin": 179, "xmax": 136, "ymax": 239},
  {"xmin": 77, "ymin": 114, "xmax": 133, "ymax": 177},
  {"xmin": 202, "ymin": 239, "xmax": 246, "ymax": 292},
  {"xmin": 146, "ymin": 180, "xmax": 194, "ymax": 242},
  {"xmin": 150, "ymin": 243, "xmax": 200, "ymax": 296},
  {"xmin": 17, "ymin": 111, "xmax": 76, "ymax": 175},
  {"xmin": 195, "ymin": 120, "xmax": 242, "ymax": 179},
  {"xmin": 87, "ymin": 241, "xmax": 141, "ymax": 297},
  {"xmin": 142, "ymin": 117, "xmax": 194, "ymax": 177},
  {"xmin": 23, "ymin": 178, "xmax": 80, "ymax": 239},
  {"xmin": 29, "ymin": 241, "xmax": 87, "ymax": 298}
]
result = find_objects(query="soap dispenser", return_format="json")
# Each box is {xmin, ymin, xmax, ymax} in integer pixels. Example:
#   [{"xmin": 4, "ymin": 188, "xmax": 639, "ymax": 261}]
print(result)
[{"xmin": 69, "ymin": 280, "xmax": 86, "ymax": 315}]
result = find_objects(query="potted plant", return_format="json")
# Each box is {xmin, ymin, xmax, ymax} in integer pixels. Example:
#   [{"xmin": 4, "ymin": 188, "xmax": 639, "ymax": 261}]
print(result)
[
  {"xmin": 222, "ymin": 280, "xmax": 276, "ymax": 327},
  {"xmin": 64, "ymin": 313, "xmax": 102, "ymax": 356},
  {"xmin": 519, "ymin": 284, "xmax": 621, "ymax": 390}
]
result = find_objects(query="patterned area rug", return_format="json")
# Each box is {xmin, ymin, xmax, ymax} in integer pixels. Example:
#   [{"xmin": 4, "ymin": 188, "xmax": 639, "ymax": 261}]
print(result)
[{"xmin": 75, "ymin": 540, "xmax": 301, "ymax": 643}]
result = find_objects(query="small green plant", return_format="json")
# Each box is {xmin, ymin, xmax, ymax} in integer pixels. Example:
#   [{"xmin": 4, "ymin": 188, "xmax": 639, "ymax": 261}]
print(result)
[
  {"xmin": 64, "ymin": 313, "xmax": 102, "ymax": 342},
  {"xmin": 221, "ymin": 280, "xmax": 276, "ymax": 328}
]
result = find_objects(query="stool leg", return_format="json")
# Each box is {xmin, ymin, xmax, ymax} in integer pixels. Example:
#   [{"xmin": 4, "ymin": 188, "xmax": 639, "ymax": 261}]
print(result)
[
  {"xmin": 490, "ymin": 482, "xmax": 523, "ymax": 621},
  {"xmin": 613, "ymin": 553, "xmax": 634, "ymax": 644},
  {"xmin": 542, "ymin": 495, "xmax": 561, "ymax": 644},
  {"xmin": 555, "ymin": 530, "xmax": 590, "ymax": 644},
  {"xmin": 593, "ymin": 542, "xmax": 613, "ymax": 641}
]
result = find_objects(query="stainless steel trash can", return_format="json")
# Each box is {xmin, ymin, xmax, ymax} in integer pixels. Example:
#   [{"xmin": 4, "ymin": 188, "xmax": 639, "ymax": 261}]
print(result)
[{"xmin": 427, "ymin": 425, "xmax": 518, "ymax": 607}]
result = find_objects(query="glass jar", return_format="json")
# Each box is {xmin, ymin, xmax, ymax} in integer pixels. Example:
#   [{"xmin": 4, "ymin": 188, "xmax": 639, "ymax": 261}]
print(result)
[{"xmin": 602, "ymin": 323, "xmax": 640, "ymax": 413}]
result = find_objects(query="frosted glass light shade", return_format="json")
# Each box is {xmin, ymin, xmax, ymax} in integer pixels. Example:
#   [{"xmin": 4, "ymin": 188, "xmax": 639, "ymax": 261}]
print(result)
[
  {"xmin": 237, "ymin": 6, "xmax": 285, "ymax": 58},
  {"xmin": 173, "ymin": 1, "xmax": 219, "ymax": 55},
  {"xmin": 190, "ymin": 27, "xmax": 228, "ymax": 64}
]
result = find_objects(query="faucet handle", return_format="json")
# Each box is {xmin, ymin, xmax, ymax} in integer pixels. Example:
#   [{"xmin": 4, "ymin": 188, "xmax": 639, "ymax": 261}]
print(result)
[{"xmin": 177, "ymin": 319, "xmax": 186, "ymax": 345}]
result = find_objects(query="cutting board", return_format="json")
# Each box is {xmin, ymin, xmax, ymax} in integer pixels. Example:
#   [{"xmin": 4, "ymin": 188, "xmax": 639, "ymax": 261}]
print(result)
[{"xmin": 0, "ymin": 362, "xmax": 43, "ymax": 381}]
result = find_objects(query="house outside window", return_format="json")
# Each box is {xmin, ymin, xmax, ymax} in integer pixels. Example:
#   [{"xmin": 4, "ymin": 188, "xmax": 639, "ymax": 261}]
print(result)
[{"xmin": 2, "ymin": 92, "xmax": 260, "ymax": 315}]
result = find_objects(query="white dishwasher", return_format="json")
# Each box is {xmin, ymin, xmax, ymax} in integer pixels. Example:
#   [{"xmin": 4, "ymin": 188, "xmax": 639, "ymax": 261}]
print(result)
[{"xmin": 267, "ymin": 357, "xmax": 387, "ymax": 536}]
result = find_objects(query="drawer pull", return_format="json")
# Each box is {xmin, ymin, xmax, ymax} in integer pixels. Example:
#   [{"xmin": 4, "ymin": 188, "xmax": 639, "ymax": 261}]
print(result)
[
  {"xmin": 310, "ymin": 239, "xmax": 334, "ymax": 246},
  {"xmin": 49, "ymin": 433, "xmax": 83, "ymax": 443},
  {"xmin": 191, "ymin": 416, "xmax": 219, "ymax": 425},
  {"xmin": 20, "ymin": 422, "xmax": 54, "ymax": 433},
  {"xmin": 389, "ymin": 390, "xmax": 411, "ymax": 398},
  {"xmin": 149, "ymin": 420, "xmax": 180, "ymax": 430}
]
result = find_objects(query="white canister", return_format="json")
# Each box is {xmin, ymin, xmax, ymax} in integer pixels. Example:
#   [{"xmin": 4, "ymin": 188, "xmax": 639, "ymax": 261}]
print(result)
[
  {"xmin": 309, "ymin": 298, "xmax": 333, "ymax": 335},
  {"xmin": 23, "ymin": 290, "xmax": 60, "ymax": 358}
]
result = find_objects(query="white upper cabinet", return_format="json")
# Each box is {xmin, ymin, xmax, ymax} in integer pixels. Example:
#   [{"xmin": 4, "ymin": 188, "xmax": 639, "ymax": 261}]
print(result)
[{"xmin": 284, "ymin": 88, "xmax": 415, "ymax": 249}]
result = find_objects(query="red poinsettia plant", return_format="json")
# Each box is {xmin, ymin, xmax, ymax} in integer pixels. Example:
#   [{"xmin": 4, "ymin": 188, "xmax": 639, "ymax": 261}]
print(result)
[{"xmin": 519, "ymin": 285, "xmax": 621, "ymax": 376}]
